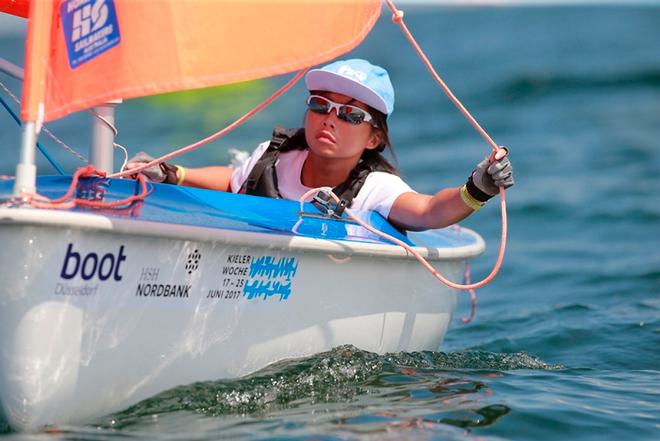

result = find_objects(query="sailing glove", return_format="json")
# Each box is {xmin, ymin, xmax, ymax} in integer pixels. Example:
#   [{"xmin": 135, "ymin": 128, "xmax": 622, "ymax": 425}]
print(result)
[
  {"xmin": 125, "ymin": 152, "xmax": 179, "ymax": 184},
  {"xmin": 466, "ymin": 148, "xmax": 514, "ymax": 202}
]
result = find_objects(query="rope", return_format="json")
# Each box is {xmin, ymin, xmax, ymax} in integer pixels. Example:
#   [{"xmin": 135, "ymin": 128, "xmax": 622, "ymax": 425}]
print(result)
[
  {"xmin": 383, "ymin": 0, "xmax": 509, "ymax": 294},
  {"xmin": 0, "ymin": 80, "xmax": 88, "ymax": 164},
  {"xmin": 0, "ymin": 93, "xmax": 66, "ymax": 175},
  {"xmin": 460, "ymin": 260, "xmax": 478, "ymax": 323},
  {"xmin": 5, "ymin": 70, "xmax": 305, "ymax": 213},
  {"xmin": 297, "ymin": 187, "xmax": 502, "ymax": 291},
  {"xmin": 451, "ymin": 224, "xmax": 478, "ymax": 323},
  {"xmin": 2, "ymin": 2, "xmax": 507, "ymax": 308},
  {"xmin": 3, "ymin": 70, "xmax": 304, "ymax": 216},
  {"xmin": 109, "ymin": 69, "xmax": 308, "ymax": 179},
  {"xmin": 22, "ymin": 165, "xmax": 150, "ymax": 210},
  {"xmin": 115, "ymin": 142, "xmax": 129, "ymax": 172},
  {"xmin": 385, "ymin": 0, "xmax": 499, "ymax": 151},
  {"xmin": 88, "ymin": 108, "xmax": 119, "ymax": 137}
]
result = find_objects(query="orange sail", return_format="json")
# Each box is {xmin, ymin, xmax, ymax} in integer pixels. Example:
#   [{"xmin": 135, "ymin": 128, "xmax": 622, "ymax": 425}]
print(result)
[{"xmin": 4, "ymin": 0, "xmax": 381, "ymax": 122}]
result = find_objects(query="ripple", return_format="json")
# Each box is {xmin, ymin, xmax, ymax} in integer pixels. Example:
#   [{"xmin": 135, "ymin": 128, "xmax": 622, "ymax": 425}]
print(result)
[{"xmin": 492, "ymin": 68, "xmax": 660, "ymax": 103}]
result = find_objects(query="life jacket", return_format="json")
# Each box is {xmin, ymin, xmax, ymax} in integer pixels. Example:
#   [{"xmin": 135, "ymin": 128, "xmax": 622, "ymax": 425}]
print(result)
[{"xmin": 239, "ymin": 126, "xmax": 393, "ymax": 215}]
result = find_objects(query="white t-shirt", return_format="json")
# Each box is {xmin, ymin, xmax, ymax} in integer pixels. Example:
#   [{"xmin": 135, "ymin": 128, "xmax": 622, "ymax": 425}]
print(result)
[{"xmin": 230, "ymin": 141, "xmax": 415, "ymax": 219}]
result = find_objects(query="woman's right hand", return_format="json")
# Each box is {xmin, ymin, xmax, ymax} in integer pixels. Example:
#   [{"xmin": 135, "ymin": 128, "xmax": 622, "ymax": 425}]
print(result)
[{"xmin": 125, "ymin": 152, "xmax": 178, "ymax": 184}]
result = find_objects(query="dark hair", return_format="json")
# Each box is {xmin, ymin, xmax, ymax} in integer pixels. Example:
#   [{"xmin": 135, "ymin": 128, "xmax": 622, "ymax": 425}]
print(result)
[{"xmin": 362, "ymin": 107, "xmax": 399, "ymax": 175}]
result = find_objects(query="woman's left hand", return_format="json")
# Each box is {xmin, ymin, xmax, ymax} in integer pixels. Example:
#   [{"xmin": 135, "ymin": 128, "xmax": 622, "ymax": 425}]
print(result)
[{"xmin": 471, "ymin": 147, "xmax": 514, "ymax": 197}]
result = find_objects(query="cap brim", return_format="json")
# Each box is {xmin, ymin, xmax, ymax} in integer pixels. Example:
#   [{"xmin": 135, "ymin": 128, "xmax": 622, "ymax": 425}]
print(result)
[{"xmin": 305, "ymin": 69, "xmax": 388, "ymax": 115}]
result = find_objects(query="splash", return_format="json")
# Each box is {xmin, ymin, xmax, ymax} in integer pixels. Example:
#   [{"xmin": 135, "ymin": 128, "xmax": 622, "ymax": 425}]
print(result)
[{"xmin": 101, "ymin": 346, "xmax": 559, "ymax": 430}]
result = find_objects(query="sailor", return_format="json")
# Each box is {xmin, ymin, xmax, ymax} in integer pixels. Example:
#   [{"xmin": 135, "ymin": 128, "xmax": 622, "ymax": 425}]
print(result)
[{"xmin": 126, "ymin": 59, "xmax": 514, "ymax": 230}]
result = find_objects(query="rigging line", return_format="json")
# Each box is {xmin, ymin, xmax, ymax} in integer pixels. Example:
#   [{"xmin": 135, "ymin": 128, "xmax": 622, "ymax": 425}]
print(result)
[
  {"xmin": 41, "ymin": 125, "xmax": 89, "ymax": 163},
  {"xmin": 0, "ymin": 58, "xmax": 23, "ymax": 81},
  {"xmin": 385, "ymin": 0, "xmax": 499, "ymax": 152},
  {"xmin": 0, "ymin": 93, "xmax": 65, "ymax": 175},
  {"xmin": 88, "ymin": 108, "xmax": 118, "ymax": 137},
  {"xmin": 110, "ymin": 69, "xmax": 308, "ymax": 179},
  {"xmin": 0, "ymin": 80, "xmax": 88, "ymax": 163},
  {"xmin": 460, "ymin": 260, "xmax": 478, "ymax": 323},
  {"xmin": 385, "ymin": 0, "xmax": 509, "ymax": 292},
  {"xmin": 114, "ymin": 142, "xmax": 129, "ymax": 172},
  {"xmin": 298, "ymin": 187, "xmax": 504, "ymax": 291}
]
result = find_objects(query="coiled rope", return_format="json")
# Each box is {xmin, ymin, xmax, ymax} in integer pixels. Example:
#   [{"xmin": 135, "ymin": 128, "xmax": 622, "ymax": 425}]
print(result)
[{"xmin": 22, "ymin": 165, "xmax": 150, "ymax": 210}]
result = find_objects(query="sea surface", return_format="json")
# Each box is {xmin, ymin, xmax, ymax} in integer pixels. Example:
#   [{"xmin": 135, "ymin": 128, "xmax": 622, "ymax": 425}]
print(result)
[{"xmin": 1, "ymin": 4, "xmax": 659, "ymax": 440}]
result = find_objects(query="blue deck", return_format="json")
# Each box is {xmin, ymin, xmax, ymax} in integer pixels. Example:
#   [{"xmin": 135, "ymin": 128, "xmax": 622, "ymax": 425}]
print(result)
[{"xmin": 0, "ymin": 176, "xmax": 479, "ymax": 249}]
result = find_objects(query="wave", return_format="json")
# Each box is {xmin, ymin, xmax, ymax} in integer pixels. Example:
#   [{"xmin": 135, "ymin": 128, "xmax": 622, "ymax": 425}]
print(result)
[{"xmin": 99, "ymin": 345, "xmax": 558, "ymax": 430}]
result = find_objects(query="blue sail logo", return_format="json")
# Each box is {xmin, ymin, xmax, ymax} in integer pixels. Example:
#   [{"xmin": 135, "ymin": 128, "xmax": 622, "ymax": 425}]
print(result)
[
  {"xmin": 243, "ymin": 256, "xmax": 298, "ymax": 301},
  {"xmin": 61, "ymin": 0, "xmax": 121, "ymax": 68},
  {"xmin": 71, "ymin": 0, "xmax": 108, "ymax": 42}
]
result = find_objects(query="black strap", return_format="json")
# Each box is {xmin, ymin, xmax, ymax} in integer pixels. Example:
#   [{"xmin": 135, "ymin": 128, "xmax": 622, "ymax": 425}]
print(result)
[
  {"xmin": 241, "ymin": 126, "xmax": 392, "ymax": 211},
  {"xmin": 240, "ymin": 126, "xmax": 306, "ymax": 196},
  {"xmin": 330, "ymin": 165, "xmax": 372, "ymax": 215},
  {"xmin": 241, "ymin": 147, "xmax": 282, "ymax": 197}
]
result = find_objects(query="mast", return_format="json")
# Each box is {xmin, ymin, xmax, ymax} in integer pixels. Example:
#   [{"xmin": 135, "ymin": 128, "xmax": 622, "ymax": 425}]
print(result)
[
  {"xmin": 13, "ymin": 0, "xmax": 53, "ymax": 197},
  {"xmin": 91, "ymin": 100, "xmax": 121, "ymax": 174}
]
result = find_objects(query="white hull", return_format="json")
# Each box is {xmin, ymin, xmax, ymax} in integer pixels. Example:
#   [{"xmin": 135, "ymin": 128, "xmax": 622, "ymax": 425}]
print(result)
[{"xmin": 0, "ymin": 208, "xmax": 484, "ymax": 430}]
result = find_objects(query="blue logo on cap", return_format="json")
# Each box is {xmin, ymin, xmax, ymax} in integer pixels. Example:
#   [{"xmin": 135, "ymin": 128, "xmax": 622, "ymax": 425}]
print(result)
[{"xmin": 314, "ymin": 59, "xmax": 395, "ymax": 115}]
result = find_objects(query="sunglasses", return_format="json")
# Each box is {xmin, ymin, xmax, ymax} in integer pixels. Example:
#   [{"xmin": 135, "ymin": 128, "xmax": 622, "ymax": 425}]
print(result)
[{"xmin": 306, "ymin": 95, "xmax": 377, "ymax": 127}]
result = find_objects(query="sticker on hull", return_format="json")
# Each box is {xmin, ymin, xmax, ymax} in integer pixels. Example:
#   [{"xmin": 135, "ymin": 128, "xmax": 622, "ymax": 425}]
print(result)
[
  {"xmin": 54, "ymin": 242, "xmax": 127, "ymax": 296},
  {"xmin": 244, "ymin": 256, "xmax": 298, "ymax": 301},
  {"xmin": 208, "ymin": 254, "xmax": 299, "ymax": 302},
  {"xmin": 51, "ymin": 243, "xmax": 298, "ymax": 304}
]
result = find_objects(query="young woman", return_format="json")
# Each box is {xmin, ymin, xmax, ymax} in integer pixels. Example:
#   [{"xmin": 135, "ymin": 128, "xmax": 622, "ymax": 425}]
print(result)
[{"xmin": 127, "ymin": 59, "xmax": 514, "ymax": 231}]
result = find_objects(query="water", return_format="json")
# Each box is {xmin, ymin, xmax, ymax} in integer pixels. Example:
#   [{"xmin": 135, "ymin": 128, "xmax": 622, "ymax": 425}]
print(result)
[{"xmin": 1, "ymin": 4, "xmax": 659, "ymax": 440}]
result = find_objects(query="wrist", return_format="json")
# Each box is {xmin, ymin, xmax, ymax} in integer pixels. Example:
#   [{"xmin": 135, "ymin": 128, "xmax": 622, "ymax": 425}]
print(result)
[
  {"xmin": 175, "ymin": 165, "xmax": 186, "ymax": 186},
  {"xmin": 460, "ymin": 184, "xmax": 485, "ymax": 211},
  {"xmin": 465, "ymin": 175, "xmax": 493, "ymax": 202}
]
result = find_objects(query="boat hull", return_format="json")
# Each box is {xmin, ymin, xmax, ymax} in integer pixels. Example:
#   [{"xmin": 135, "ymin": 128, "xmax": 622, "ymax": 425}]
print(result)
[{"xmin": 0, "ymin": 179, "xmax": 483, "ymax": 430}]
